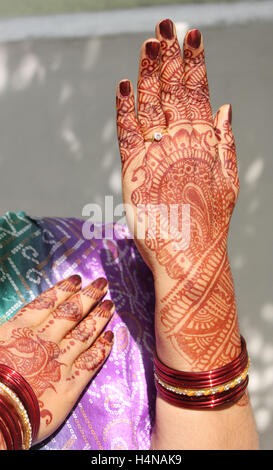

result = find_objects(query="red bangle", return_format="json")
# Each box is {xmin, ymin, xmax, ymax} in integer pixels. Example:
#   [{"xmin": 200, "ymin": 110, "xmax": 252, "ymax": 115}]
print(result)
[
  {"xmin": 155, "ymin": 375, "xmax": 249, "ymax": 409},
  {"xmin": 0, "ymin": 413, "xmax": 13, "ymax": 450},
  {"xmin": 0, "ymin": 364, "xmax": 40, "ymax": 442},
  {"xmin": 154, "ymin": 335, "xmax": 250, "ymax": 409},
  {"xmin": 0, "ymin": 397, "xmax": 23, "ymax": 450}
]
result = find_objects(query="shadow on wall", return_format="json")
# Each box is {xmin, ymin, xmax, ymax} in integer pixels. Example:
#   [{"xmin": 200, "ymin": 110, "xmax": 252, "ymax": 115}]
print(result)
[
  {"xmin": 0, "ymin": 21, "xmax": 273, "ymax": 449},
  {"xmin": 0, "ymin": 33, "xmax": 131, "ymax": 218}
]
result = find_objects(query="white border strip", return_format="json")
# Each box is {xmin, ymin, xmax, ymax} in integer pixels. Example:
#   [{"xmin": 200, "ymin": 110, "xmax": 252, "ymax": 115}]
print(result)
[{"xmin": 0, "ymin": 1, "xmax": 272, "ymax": 42}]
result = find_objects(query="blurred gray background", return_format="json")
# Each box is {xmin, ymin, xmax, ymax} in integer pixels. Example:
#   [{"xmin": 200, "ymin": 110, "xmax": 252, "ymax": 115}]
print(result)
[{"xmin": 0, "ymin": 0, "xmax": 272, "ymax": 449}]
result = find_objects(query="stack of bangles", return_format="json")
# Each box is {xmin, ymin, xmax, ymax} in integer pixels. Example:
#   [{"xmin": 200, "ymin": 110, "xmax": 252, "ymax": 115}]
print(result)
[
  {"xmin": 154, "ymin": 336, "xmax": 250, "ymax": 409},
  {"xmin": 0, "ymin": 364, "xmax": 40, "ymax": 450}
]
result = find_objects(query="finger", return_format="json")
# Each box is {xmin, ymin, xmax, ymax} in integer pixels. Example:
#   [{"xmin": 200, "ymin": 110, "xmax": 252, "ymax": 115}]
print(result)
[
  {"xmin": 137, "ymin": 39, "xmax": 166, "ymax": 139},
  {"xmin": 37, "ymin": 277, "xmax": 108, "ymax": 339},
  {"xmin": 13, "ymin": 274, "xmax": 82, "ymax": 325},
  {"xmin": 69, "ymin": 330, "xmax": 114, "ymax": 386},
  {"xmin": 183, "ymin": 29, "xmax": 213, "ymax": 123},
  {"xmin": 214, "ymin": 104, "xmax": 239, "ymax": 195},
  {"xmin": 116, "ymin": 79, "xmax": 145, "ymax": 177},
  {"xmin": 156, "ymin": 18, "xmax": 191, "ymax": 125},
  {"xmin": 60, "ymin": 299, "xmax": 115, "ymax": 361}
]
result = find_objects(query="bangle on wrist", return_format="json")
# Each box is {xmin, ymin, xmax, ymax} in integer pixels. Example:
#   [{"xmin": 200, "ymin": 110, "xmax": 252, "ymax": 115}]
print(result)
[
  {"xmin": 0, "ymin": 396, "xmax": 23, "ymax": 449},
  {"xmin": 0, "ymin": 382, "xmax": 32, "ymax": 449},
  {"xmin": 0, "ymin": 364, "xmax": 40, "ymax": 450},
  {"xmin": 154, "ymin": 335, "xmax": 250, "ymax": 409}
]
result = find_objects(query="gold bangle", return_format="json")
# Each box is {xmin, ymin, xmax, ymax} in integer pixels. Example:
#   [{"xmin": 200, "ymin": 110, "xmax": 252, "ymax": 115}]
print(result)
[
  {"xmin": 154, "ymin": 359, "xmax": 250, "ymax": 398},
  {"xmin": 0, "ymin": 382, "xmax": 32, "ymax": 450}
]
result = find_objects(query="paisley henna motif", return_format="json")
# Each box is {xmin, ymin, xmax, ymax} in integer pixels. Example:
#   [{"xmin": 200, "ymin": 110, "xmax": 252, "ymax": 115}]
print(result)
[{"xmin": 0, "ymin": 328, "xmax": 63, "ymax": 406}]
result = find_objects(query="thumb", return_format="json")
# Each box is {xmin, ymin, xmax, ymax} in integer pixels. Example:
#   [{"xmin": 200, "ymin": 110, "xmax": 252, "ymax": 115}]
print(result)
[{"xmin": 214, "ymin": 104, "xmax": 239, "ymax": 196}]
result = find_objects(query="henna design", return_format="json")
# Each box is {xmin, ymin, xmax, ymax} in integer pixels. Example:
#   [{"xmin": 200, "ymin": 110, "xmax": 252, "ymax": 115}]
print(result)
[
  {"xmin": 74, "ymin": 336, "xmax": 111, "ymax": 372},
  {"xmin": 57, "ymin": 274, "xmax": 82, "ymax": 292},
  {"xmin": 117, "ymin": 24, "xmax": 241, "ymax": 371},
  {"xmin": 53, "ymin": 293, "xmax": 83, "ymax": 322},
  {"xmin": 14, "ymin": 275, "xmax": 81, "ymax": 321},
  {"xmin": 17, "ymin": 288, "xmax": 58, "ymax": 319},
  {"xmin": 184, "ymin": 48, "xmax": 212, "ymax": 122},
  {"xmin": 130, "ymin": 125, "xmax": 240, "ymax": 370},
  {"xmin": 137, "ymin": 48, "xmax": 166, "ymax": 135},
  {"xmin": 81, "ymin": 284, "xmax": 106, "ymax": 301},
  {"xmin": 66, "ymin": 317, "xmax": 97, "ymax": 343},
  {"xmin": 116, "ymin": 92, "xmax": 144, "ymax": 177},
  {"xmin": 214, "ymin": 110, "xmax": 239, "ymax": 192},
  {"xmin": 94, "ymin": 300, "xmax": 114, "ymax": 319},
  {"xmin": 0, "ymin": 328, "xmax": 63, "ymax": 398},
  {"xmin": 159, "ymin": 37, "xmax": 190, "ymax": 123}
]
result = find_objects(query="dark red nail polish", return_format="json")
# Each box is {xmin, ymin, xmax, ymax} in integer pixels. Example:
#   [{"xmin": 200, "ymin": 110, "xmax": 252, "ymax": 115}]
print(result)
[
  {"xmin": 228, "ymin": 104, "xmax": 232, "ymax": 124},
  {"xmin": 69, "ymin": 274, "xmax": 81, "ymax": 286},
  {"xmin": 92, "ymin": 277, "xmax": 108, "ymax": 290},
  {"xmin": 100, "ymin": 299, "xmax": 114, "ymax": 311},
  {"xmin": 145, "ymin": 41, "xmax": 160, "ymax": 60},
  {"xmin": 119, "ymin": 80, "xmax": 131, "ymax": 97},
  {"xmin": 159, "ymin": 19, "xmax": 174, "ymax": 40},
  {"xmin": 104, "ymin": 330, "xmax": 114, "ymax": 343},
  {"xmin": 187, "ymin": 29, "xmax": 201, "ymax": 49}
]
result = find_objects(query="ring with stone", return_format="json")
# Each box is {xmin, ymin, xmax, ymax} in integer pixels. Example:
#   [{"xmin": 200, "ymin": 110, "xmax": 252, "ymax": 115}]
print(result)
[{"xmin": 145, "ymin": 130, "xmax": 168, "ymax": 142}]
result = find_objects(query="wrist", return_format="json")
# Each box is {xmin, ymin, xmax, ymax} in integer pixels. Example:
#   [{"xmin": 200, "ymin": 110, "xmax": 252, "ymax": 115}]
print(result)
[{"xmin": 0, "ymin": 364, "xmax": 40, "ymax": 450}]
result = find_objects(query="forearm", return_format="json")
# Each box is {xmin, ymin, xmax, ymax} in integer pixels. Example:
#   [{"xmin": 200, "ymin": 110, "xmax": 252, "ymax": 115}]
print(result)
[
  {"xmin": 153, "ymin": 253, "xmax": 241, "ymax": 372},
  {"xmin": 151, "ymin": 394, "xmax": 259, "ymax": 450},
  {"xmin": 152, "ymin": 273, "xmax": 259, "ymax": 450}
]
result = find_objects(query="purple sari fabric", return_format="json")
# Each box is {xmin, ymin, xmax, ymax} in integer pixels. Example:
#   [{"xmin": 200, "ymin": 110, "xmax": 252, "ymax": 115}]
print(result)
[{"xmin": 0, "ymin": 212, "xmax": 156, "ymax": 450}]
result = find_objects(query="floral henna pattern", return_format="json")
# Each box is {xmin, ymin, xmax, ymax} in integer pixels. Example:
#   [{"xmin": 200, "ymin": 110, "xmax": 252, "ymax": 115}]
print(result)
[
  {"xmin": 66, "ymin": 317, "xmax": 97, "ymax": 343},
  {"xmin": 74, "ymin": 334, "xmax": 113, "ymax": 372},
  {"xmin": 53, "ymin": 294, "xmax": 83, "ymax": 322},
  {"xmin": 0, "ymin": 328, "xmax": 62, "ymax": 396}
]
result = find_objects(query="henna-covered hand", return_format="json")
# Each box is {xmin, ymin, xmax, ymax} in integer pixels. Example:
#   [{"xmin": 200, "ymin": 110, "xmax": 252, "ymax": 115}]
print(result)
[
  {"xmin": 116, "ymin": 19, "xmax": 241, "ymax": 372},
  {"xmin": 0, "ymin": 275, "xmax": 114, "ymax": 444}
]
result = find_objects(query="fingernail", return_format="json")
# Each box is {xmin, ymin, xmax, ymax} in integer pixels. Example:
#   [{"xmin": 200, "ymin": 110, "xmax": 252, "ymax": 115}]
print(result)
[
  {"xmin": 159, "ymin": 19, "xmax": 174, "ymax": 40},
  {"xmin": 228, "ymin": 104, "xmax": 232, "ymax": 124},
  {"xmin": 100, "ymin": 299, "xmax": 114, "ymax": 311},
  {"xmin": 145, "ymin": 41, "xmax": 160, "ymax": 60},
  {"xmin": 104, "ymin": 330, "xmax": 114, "ymax": 343},
  {"xmin": 69, "ymin": 274, "xmax": 82, "ymax": 286},
  {"xmin": 187, "ymin": 29, "xmax": 201, "ymax": 49},
  {"xmin": 119, "ymin": 80, "xmax": 131, "ymax": 97},
  {"xmin": 92, "ymin": 277, "xmax": 108, "ymax": 290}
]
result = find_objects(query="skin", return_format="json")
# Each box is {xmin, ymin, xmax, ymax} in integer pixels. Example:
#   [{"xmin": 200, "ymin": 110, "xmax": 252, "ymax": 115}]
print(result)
[
  {"xmin": 0, "ymin": 275, "xmax": 114, "ymax": 446},
  {"xmin": 116, "ymin": 19, "xmax": 259, "ymax": 449}
]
